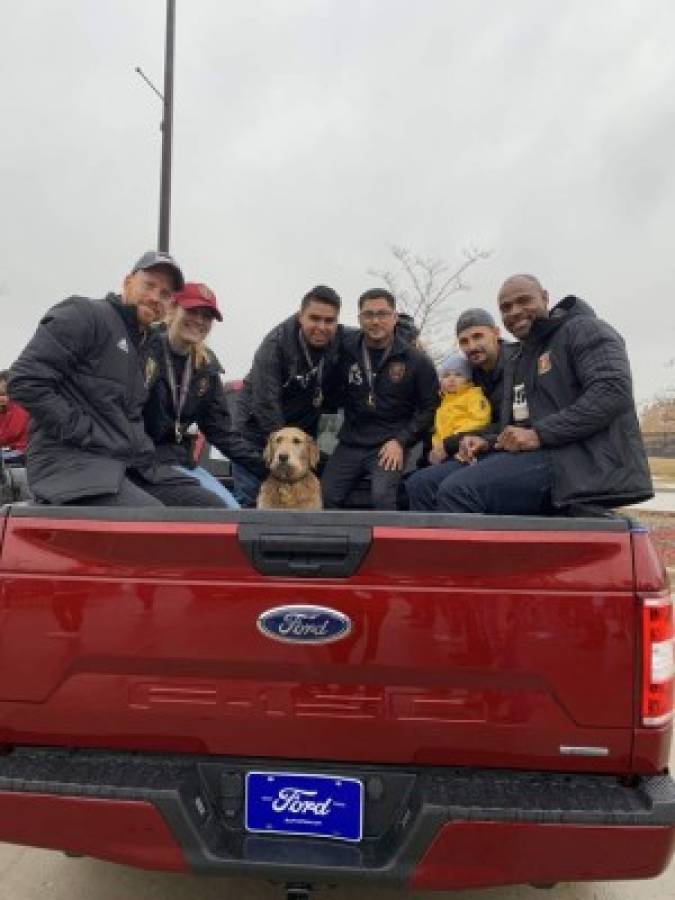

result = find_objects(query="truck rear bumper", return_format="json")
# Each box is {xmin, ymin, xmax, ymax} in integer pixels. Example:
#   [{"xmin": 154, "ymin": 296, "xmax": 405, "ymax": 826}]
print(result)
[{"xmin": 0, "ymin": 748, "xmax": 673, "ymax": 890}]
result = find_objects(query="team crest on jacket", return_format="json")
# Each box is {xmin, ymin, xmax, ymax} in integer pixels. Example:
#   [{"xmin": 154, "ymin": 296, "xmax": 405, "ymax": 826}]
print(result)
[
  {"xmin": 348, "ymin": 363, "xmax": 363, "ymax": 385},
  {"xmin": 537, "ymin": 351, "xmax": 552, "ymax": 375},
  {"xmin": 387, "ymin": 361, "xmax": 406, "ymax": 383},
  {"xmin": 196, "ymin": 376, "xmax": 209, "ymax": 397},
  {"xmin": 144, "ymin": 356, "xmax": 158, "ymax": 387}
]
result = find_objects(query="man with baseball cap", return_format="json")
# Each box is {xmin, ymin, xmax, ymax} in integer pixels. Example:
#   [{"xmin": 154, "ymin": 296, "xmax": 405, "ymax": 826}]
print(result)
[
  {"xmin": 405, "ymin": 307, "xmax": 515, "ymax": 510},
  {"xmin": 9, "ymin": 250, "xmax": 226, "ymax": 507}
]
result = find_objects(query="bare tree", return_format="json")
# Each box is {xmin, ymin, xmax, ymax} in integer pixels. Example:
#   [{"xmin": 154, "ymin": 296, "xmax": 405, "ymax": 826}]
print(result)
[
  {"xmin": 641, "ymin": 396, "xmax": 675, "ymax": 432},
  {"xmin": 368, "ymin": 244, "xmax": 490, "ymax": 360}
]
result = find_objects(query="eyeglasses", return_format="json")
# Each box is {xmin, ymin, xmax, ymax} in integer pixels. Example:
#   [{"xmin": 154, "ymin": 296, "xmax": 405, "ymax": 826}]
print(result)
[{"xmin": 359, "ymin": 309, "xmax": 394, "ymax": 321}]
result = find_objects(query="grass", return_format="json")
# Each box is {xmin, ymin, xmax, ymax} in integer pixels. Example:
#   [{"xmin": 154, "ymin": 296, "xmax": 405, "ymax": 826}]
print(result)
[{"xmin": 649, "ymin": 457, "xmax": 675, "ymax": 479}]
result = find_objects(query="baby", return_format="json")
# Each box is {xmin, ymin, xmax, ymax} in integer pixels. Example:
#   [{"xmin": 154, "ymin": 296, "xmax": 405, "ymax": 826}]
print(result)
[{"xmin": 428, "ymin": 351, "xmax": 491, "ymax": 464}]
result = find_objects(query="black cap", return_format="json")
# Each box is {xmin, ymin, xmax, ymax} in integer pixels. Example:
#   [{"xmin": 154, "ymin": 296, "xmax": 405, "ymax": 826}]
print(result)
[
  {"xmin": 455, "ymin": 307, "xmax": 496, "ymax": 336},
  {"xmin": 130, "ymin": 250, "xmax": 185, "ymax": 291}
]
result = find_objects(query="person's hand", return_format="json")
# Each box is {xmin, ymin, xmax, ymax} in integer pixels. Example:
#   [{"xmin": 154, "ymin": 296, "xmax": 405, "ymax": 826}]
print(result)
[
  {"xmin": 455, "ymin": 435, "xmax": 489, "ymax": 464},
  {"xmin": 378, "ymin": 439, "xmax": 404, "ymax": 471},
  {"xmin": 428, "ymin": 444, "xmax": 448, "ymax": 465},
  {"xmin": 495, "ymin": 426, "xmax": 541, "ymax": 453}
]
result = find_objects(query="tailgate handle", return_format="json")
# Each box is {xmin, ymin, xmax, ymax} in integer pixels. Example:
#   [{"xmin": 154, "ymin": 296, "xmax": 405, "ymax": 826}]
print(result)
[{"xmin": 238, "ymin": 526, "xmax": 372, "ymax": 578}]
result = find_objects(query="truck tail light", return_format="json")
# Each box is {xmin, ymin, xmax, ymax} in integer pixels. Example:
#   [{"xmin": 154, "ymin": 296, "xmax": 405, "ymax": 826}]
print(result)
[{"xmin": 641, "ymin": 591, "xmax": 674, "ymax": 727}]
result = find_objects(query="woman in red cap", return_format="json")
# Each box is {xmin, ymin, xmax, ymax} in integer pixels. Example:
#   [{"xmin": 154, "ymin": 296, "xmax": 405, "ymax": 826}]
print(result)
[{"xmin": 141, "ymin": 282, "xmax": 265, "ymax": 507}]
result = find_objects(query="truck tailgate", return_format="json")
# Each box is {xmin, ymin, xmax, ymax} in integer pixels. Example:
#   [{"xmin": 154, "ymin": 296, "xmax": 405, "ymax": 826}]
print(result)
[{"xmin": 0, "ymin": 508, "xmax": 637, "ymax": 772}]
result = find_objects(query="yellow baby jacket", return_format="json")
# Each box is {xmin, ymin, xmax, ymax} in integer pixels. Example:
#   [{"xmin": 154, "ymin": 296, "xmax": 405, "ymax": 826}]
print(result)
[{"xmin": 431, "ymin": 384, "xmax": 491, "ymax": 446}]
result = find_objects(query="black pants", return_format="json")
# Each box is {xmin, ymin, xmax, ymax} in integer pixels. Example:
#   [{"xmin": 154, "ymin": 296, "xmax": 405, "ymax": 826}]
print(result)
[
  {"xmin": 321, "ymin": 443, "xmax": 406, "ymax": 510},
  {"xmin": 62, "ymin": 470, "xmax": 231, "ymax": 508}
]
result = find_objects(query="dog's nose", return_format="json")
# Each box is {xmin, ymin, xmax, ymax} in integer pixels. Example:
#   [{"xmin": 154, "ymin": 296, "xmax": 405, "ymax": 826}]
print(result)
[{"xmin": 278, "ymin": 452, "xmax": 289, "ymax": 463}]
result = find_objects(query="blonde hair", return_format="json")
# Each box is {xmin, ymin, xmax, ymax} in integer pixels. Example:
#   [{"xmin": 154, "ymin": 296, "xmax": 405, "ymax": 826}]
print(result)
[{"xmin": 192, "ymin": 343, "xmax": 209, "ymax": 370}]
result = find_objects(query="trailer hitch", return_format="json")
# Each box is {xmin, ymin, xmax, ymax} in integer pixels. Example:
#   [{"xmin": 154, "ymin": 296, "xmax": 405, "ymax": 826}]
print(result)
[{"xmin": 284, "ymin": 884, "xmax": 314, "ymax": 900}]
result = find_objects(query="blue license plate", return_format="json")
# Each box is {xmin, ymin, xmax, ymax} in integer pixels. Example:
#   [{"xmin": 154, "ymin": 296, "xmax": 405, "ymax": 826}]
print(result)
[{"xmin": 245, "ymin": 771, "xmax": 363, "ymax": 842}]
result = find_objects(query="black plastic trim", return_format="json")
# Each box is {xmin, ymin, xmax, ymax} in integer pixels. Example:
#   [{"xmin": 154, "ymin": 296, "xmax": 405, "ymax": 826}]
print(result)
[
  {"xmin": 0, "ymin": 748, "xmax": 671, "ymax": 883},
  {"xmin": 238, "ymin": 524, "xmax": 372, "ymax": 577},
  {"xmin": 6, "ymin": 504, "xmax": 630, "ymax": 532}
]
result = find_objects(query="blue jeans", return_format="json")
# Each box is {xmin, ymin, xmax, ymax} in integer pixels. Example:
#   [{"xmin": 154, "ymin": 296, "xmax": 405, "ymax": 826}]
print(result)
[
  {"xmin": 174, "ymin": 466, "xmax": 240, "ymax": 509},
  {"xmin": 1, "ymin": 449, "xmax": 25, "ymax": 466},
  {"xmin": 435, "ymin": 450, "xmax": 553, "ymax": 515},
  {"xmin": 405, "ymin": 459, "xmax": 464, "ymax": 511},
  {"xmin": 231, "ymin": 462, "xmax": 262, "ymax": 508}
]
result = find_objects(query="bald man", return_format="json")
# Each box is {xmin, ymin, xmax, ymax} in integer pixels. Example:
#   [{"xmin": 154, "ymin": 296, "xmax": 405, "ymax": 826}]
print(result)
[{"xmin": 432, "ymin": 274, "xmax": 652, "ymax": 515}]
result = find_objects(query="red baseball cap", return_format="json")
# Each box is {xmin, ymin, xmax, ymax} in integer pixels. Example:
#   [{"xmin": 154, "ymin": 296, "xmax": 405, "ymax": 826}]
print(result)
[{"xmin": 173, "ymin": 282, "xmax": 222, "ymax": 321}]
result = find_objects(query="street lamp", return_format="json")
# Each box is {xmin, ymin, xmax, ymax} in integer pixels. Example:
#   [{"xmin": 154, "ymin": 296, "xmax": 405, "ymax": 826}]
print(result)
[{"xmin": 135, "ymin": 0, "xmax": 176, "ymax": 252}]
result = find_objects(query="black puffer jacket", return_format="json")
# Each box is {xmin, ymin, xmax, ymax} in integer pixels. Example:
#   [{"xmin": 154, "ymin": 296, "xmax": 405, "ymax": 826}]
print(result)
[
  {"xmin": 499, "ymin": 296, "xmax": 652, "ymax": 508},
  {"xmin": 237, "ymin": 315, "xmax": 345, "ymax": 446},
  {"xmin": 141, "ymin": 330, "xmax": 266, "ymax": 476},
  {"xmin": 337, "ymin": 331, "xmax": 439, "ymax": 448},
  {"xmin": 8, "ymin": 294, "xmax": 182, "ymax": 503}
]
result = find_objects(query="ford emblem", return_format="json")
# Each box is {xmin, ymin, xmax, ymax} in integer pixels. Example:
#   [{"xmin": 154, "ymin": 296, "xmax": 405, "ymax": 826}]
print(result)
[{"xmin": 257, "ymin": 605, "xmax": 352, "ymax": 644}]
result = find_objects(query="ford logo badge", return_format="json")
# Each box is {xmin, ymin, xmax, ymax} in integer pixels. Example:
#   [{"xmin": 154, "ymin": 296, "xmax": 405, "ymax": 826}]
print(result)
[{"xmin": 257, "ymin": 605, "xmax": 352, "ymax": 645}]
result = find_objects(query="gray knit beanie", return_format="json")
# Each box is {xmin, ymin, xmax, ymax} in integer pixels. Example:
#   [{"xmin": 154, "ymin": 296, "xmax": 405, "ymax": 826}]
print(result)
[
  {"xmin": 455, "ymin": 308, "xmax": 496, "ymax": 336},
  {"xmin": 438, "ymin": 350, "xmax": 471, "ymax": 379}
]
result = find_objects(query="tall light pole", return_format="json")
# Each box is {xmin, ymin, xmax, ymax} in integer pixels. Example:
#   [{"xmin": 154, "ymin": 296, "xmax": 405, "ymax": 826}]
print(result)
[
  {"xmin": 135, "ymin": 0, "xmax": 176, "ymax": 252},
  {"xmin": 159, "ymin": 0, "xmax": 175, "ymax": 252}
]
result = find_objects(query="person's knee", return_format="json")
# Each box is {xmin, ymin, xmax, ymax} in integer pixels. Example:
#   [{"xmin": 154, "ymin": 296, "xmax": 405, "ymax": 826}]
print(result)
[
  {"xmin": 404, "ymin": 469, "xmax": 424, "ymax": 499},
  {"xmin": 321, "ymin": 479, "xmax": 344, "ymax": 509},
  {"xmin": 371, "ymin": 478, "xmax": 399, "ymax": 510},
  {"xmin": 436, "ymin": 470, "xmax": 483, "ymax": 513},
  {"xmin": 404, "ymin": 468, "xmax": 434, "ymax": 509}
]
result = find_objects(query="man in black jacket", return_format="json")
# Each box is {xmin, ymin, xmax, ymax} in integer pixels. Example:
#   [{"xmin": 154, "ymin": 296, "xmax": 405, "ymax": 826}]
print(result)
[
  {"xmin": 321, "ymin": 289, "xmax": 439, "ymax": 509},
  {"xmin": 233, "ymin": 284, "xmax": 343, "ymax": 506},
  {"xmin": 9, "ymin": 251, "xmax": 228, "ymax": 507},
  {"xmin": 433, "ymin": 274, "xmax": 653, "ymax": 514},
  {"xmin": 405, "ymin": 308, "xmax": 514, "ymax": 510}
]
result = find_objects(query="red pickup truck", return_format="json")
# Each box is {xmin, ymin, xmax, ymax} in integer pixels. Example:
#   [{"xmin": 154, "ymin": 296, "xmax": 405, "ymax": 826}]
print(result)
[{"xmin": 0, "ymin": 502, "xmax": 672, "ymax": 897}]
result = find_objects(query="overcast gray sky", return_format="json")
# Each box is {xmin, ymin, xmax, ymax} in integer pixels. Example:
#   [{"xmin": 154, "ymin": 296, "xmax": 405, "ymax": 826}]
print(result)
[{"xmin": 2, "ymin": 0, "xmax": 674, "ymax": 402}]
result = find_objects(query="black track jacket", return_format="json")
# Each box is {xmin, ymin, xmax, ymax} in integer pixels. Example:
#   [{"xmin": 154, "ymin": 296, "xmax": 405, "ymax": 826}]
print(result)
[
  {"xmin": 336, "ymin": 331, "xmax": 439, "ymax": 449},
  {"xmin": 237, "ymin": 315, "xmax": 344, "ymax": 447},
  {"xmin": 141, "ymin": 330, "xmax": 267, "ymax": 475}
]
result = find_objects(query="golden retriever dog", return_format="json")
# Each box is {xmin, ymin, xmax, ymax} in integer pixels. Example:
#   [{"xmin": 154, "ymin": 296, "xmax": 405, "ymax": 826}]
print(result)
[{"xmin": 257, "ymin": 427, "xmax": 322, "ymax": 510}]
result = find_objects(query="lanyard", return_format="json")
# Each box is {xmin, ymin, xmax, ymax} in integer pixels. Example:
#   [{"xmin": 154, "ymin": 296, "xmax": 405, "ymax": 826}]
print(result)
[
  {"xmin": 361, "ymin": 338, "xmax": 393, "ymax": 408},
  {"xmin": 161, "ymin": 335, "xmax": 193, "ymax": 443},
  {"xmin": 297, "ymin": 331, "xmax": 325, "ymax": 408}
]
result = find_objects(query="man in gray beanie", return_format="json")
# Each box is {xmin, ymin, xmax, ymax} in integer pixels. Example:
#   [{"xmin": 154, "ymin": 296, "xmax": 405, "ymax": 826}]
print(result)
[
  {"xmin": 404, "ymin": 306, "xmax": 515, "ymax": 510},
  {"xmin": 410, "ymin": 274, "xmax": 652, "ymax": 516}
]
